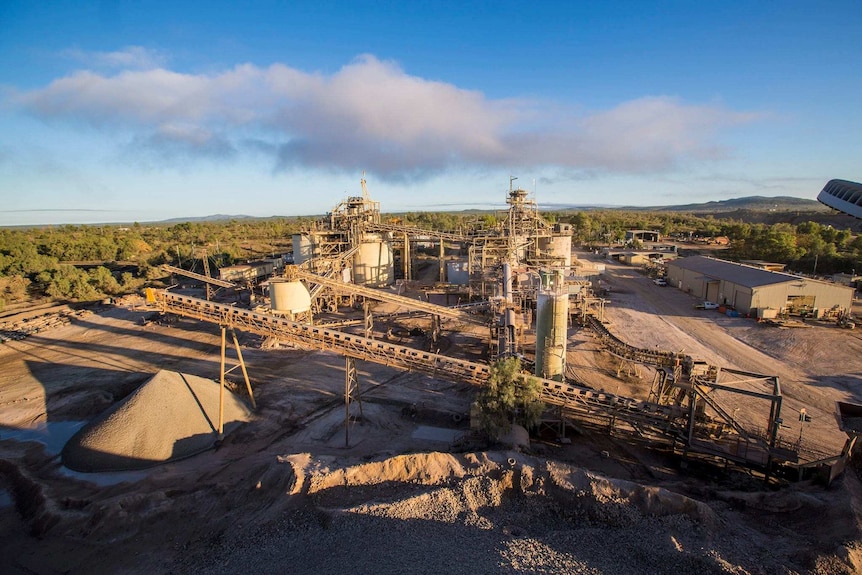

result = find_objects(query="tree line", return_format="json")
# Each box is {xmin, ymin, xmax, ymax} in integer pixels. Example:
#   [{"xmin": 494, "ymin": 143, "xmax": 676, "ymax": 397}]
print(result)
[
  {"xmin": 0, "ymin": 218, "xmax": 300, "ymax": 309},
  {"xmin": 1, "ymin": 209, "xmax": 859, "ymax": 309}
]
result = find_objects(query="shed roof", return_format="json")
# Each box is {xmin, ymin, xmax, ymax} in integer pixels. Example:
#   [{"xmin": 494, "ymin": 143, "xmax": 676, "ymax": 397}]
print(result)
[{"xmin": 667, "ymin": 256, "xmax": 807, "ymax": 288}]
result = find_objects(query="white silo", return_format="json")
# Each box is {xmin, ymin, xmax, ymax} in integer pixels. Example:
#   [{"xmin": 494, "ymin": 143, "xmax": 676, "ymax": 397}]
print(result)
[
  {"xmin": 269, "ymin": 280, "xmax": 312, "ymax": 317},
  {"xmin": 352, "ymin": 234, "xmax": 394, "ymax": 287},
  {"xmin": 292, "ymin": 233, "xmax": 315, "ymax": 266}
]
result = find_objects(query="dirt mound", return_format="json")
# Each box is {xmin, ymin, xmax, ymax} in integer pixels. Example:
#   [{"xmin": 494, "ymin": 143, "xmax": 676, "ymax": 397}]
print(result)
[
  {"xmin": 303, "ymin": 451, "xmax": 715, "ymax": 528},
  {"xmin": 61, "ymin": 371, "xmax": 254, "ymax": 472},
  {"xmin": 174, "ymin": 452, "xmax": 747, "ymax": 575}
]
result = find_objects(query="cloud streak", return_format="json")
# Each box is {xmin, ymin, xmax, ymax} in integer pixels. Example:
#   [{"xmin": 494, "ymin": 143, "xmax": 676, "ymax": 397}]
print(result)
[
  {"xmin": 61, "ymin": 46, "xmax": 167, "ymax": 70},
  {"xmin": 7, "ymin": 54, "xmax": 758, "ymax": 179}
]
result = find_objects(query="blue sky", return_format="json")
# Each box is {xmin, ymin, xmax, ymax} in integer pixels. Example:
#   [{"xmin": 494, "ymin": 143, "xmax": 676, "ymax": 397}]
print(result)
[{"xmin": 1, "ymin": 1, "xmax": 860, "ymax": 226}]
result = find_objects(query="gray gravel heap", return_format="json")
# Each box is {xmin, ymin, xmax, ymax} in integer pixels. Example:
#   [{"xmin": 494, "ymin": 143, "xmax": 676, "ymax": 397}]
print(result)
[{"xmin": 62, "ymin": 370, "xmax": 253, "ymax": 472}]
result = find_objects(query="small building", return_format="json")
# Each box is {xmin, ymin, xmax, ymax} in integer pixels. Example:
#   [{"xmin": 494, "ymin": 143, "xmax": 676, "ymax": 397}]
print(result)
[
  {"xmin": 625, "ymin": 230, "xmax": 660, "ymax": 243},
  {"xmin": 666, "ymin": 255, "xmax": 854, "ymax": 318}
]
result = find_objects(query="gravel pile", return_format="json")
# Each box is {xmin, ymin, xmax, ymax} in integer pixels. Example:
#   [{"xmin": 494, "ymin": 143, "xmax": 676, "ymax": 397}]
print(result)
[
  {"xmin": 170, "ymin": 452, "xmax": 834, "ymax": 575},
  {"xmin": 62, "ymin": 370, "xmax": 253, "ymax": 472}
]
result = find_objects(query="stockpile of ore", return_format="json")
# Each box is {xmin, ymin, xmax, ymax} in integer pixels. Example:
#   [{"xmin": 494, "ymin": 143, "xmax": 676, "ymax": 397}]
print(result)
[{"xmin": 62, "ymin": 370, "xmax": 253, "ymax": 472}]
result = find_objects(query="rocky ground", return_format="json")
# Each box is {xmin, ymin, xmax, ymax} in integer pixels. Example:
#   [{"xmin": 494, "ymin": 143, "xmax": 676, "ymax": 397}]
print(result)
[{"xmin": 1, "ymin": 251, "xmax": 861, "ymax": 574}]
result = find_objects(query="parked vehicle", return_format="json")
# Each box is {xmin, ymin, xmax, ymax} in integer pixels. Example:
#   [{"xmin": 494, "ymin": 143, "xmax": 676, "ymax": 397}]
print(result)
[
  {"xmin": 696, "ymin": 301, "xmax": 719, "ymax": 310},
  {"xmin": 653, "ymin": 278, "xmax": 668, "ymax": 286}
]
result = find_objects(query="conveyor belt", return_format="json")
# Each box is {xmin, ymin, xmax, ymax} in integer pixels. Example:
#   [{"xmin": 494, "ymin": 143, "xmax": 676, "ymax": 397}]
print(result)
[
  {"xmin": 162, "ymin": 265, "xmax": 237, "ymax": 288},
  {"xmin": 586, "ymin": 315, "xmax": 684, "ymax": 368},
  {"xmin": 286, "ymin": 266, "xmax": 488, "ymax": 326},
  {"xmin": 365, "ymin": 221, "xmax": 475, "ymax": 242},
  {"xmin": 149, "ymin": 290, "xmax": 686, "ymax": 434}
]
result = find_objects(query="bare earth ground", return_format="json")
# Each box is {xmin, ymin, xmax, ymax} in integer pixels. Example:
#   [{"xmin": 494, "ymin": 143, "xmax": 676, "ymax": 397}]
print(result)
[{"xmin": 1, "ymin": 251, "xmax": 861, "ymax": 574}]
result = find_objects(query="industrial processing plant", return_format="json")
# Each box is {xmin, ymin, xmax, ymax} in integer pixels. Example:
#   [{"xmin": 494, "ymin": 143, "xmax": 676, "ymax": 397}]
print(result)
[
  {"xmin": 3, "ymin": 178, "xmax": 862, "ymax": 574},
  {"xmin": 139, "ymin": 178, "xmax": 856, "ymax": 481}
]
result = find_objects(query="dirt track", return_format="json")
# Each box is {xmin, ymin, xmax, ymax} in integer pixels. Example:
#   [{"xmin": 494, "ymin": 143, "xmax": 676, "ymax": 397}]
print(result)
[{"xmin": 1, "ymin": 252, "xmax": 862, "ymax": 574}]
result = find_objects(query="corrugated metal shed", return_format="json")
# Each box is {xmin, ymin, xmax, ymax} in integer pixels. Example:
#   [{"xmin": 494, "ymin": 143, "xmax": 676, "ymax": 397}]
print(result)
[
  {"xmin": 667, "ymin": 255, "xmax": 854, "ymax": 316},
  {"xmin": 668, "ymin": 256, "xmax": 804, "ymax": 288}
]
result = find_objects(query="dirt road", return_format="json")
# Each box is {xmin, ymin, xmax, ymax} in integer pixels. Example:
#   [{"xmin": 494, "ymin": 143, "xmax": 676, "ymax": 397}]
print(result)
[{"xmin": 589, "ymin": 253, "xmax": 862, "ymax": 456}]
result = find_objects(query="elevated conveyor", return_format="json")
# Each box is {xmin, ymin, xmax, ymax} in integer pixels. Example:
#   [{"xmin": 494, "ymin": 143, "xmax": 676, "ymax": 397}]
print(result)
[
  {"xmin": 586, "ymin": 315, "xmax": 685, "ymax": 368},
  {"xmin": 146, "ymin": 290, "xmax": 822, "ymax": 470},
  {"xmin": 365, "ymin": 221, "xmax": 475, "ymax": 242},
  {"xmin": 162, "ymin": 265, "xmax": 237, "ymax": 289},
  {"xmin": 285, "ymin": 266, "xmax": 488, "ymax": 326},
  {"xmin": 147, "ymin": 290, "xmax": 687, "ymax": 440}
]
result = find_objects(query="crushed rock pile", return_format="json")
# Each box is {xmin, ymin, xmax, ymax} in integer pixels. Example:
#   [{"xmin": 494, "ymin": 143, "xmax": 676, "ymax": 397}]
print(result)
[
  {"xmin": 178, "ymin": 451, "xmax": 851, "ymax": 575},
  {"xmin": 62, "ymin": 370, "xmax": 253, "ymax": 472}
]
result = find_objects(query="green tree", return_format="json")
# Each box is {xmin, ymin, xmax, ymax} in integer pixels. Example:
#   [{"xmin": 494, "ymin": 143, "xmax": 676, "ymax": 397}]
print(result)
[
  {"xmin": 475, "ymin": 357, "xmax": 545, "ymax": 438},
  {"xmin": 88, "ymin": 266, "xmax": 120, "ymax": 295},
  {"xmin": 37, "ymin": 266, "xmax": 99, "ymax": 301},
  {"xmin": 0, "ymin": 275, "xmax": 30, "ymax": 311}
]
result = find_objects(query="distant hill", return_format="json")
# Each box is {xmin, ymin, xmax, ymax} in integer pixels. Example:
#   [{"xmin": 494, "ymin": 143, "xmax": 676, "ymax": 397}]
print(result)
[
  {"xmin": 144, "ymin": 196, "xmax": 844, "ymax": 228},
  {"xmin": 157, "ymin": 214, "xmax": 257, "ymax": 224},
  {"xmin": 631, "ymin": 196, "xmax": 827, "ymax": 213},
  {"xmin": 531, "ymin": 196, "xmax": 826, "ymax": 214},
  {"xmin": 566, "ymin": 195, "xmax": 861, "ymax": 231}
]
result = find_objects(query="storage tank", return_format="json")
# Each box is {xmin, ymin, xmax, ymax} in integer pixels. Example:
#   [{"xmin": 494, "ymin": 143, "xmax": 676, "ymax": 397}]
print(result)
[
  {"xmin": 292, "ymin": 234, "xmax": 315, "ymax": 265},
  {"xmin": 535, "ymin": 269, "xmax": 568, "ymax": 381},
  {"xmin": 352, "ymin": 234, "xmax": 394, "ymax": 287},
  {"xmin": 269, "ymin": 280, "xmax": 311, "ymax": 315},
  {"xmin": 538, "ymin": 235, "xmax": 572, "ymax": 270}
]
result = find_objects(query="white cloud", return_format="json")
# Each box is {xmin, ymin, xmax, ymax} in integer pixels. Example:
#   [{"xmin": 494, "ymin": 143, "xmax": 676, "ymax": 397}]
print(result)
[
  {"xmin": 7, "ymin": 54, "xmax": 758, "ymax": 178},
  {"xmin": 61, "ymin": 46, "xmax": 167, "ymax": 70}
]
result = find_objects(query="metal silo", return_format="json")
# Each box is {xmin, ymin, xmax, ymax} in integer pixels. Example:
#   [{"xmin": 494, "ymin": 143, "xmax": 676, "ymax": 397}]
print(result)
[
  {"xmin": 352, "ymin": 234, "xmax": 394, "ymax": 287},
  {"xmin": 269, "ymin": 280, "xmax": 312, "ymax": 316},
  {"xmin": 535, "ymin": 269, "xmax": 568, "ymax": 381},
  {"xmin": 292, "ymin": 233, "xmax": 315, "ymax": 266}
]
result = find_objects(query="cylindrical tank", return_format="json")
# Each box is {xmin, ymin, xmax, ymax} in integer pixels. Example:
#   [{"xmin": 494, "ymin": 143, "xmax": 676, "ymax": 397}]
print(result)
[
  {"xmin": 352, "ymin": 234, "xmax": 394, "ymax": 287},
  {"xmin": 292, "ymin": 234, "xmax": 315, "ymax": 265},
  {"xmin": 535, "ymin": 270, "xmax": 568, "ymax": 381},
  {"xmin": 503, "ymin": 262, "xmax": 513, "ymax": 302},
  {"xmin": 269, "ymin": 280, "xmax": 311, "ymax": 315},
  {"xmin": 446, "ymin": 260, "xmax": 470, "ymax": 285},
  {"xmin": 550, "ymin": 236, "xmax": 572, "ymax": 269},
  {"xmin": 539, "ymin": 236, "xmax": 572, "ymax": 270}
]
